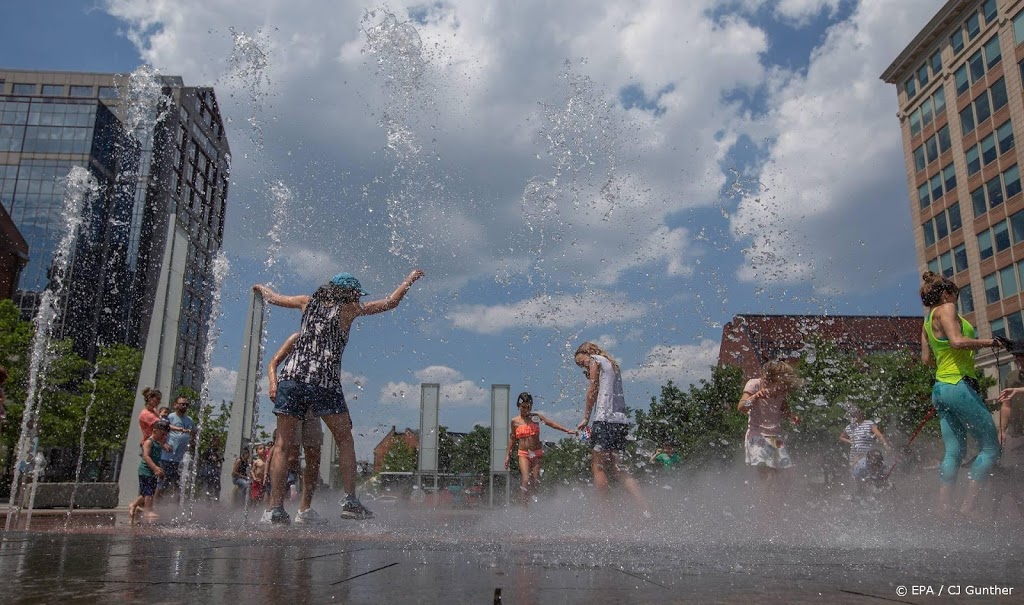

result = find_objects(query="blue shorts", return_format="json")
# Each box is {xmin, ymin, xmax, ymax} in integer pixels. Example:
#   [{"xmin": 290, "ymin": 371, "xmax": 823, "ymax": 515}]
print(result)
[
  {"xmin": 139, "ymin": 475, "xmax": 158, "ymax": 497},
  {"xmin": 591, "ymin": 421, "xmax": 630, "ymax": 452},
  {"xmin": 274, "ymin": 380, "xmax": 348, "ymax": 419}
]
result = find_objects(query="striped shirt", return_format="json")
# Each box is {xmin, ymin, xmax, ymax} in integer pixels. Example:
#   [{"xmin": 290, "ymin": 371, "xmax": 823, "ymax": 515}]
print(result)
[{"xmin": 844, "ymin": 420, "xmax": 877, "ymax": 457}]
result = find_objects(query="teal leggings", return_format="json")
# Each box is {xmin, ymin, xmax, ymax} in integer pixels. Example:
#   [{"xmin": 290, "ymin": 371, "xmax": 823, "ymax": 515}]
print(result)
[{"xmin": 931, "ymin": 380, "xmax": 1000, "ymax": 484}]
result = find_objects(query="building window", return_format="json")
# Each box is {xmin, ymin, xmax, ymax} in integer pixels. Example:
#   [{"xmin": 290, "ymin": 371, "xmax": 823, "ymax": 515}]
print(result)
[
  {"xmin": 905, "ymin": 76, "xmax": 917, "ymax": 99},
  {"xmin": 41, "ymin": 84, "xmax": 63, "ymax": 96},
  {"xmin": 1002, "ymin": 265, "xmax": 1020, "ymax": 298},
  {"xmin": 1006, "ymin": 164, "xmax": 1022, "ymax": 198},
  {"xmin": 967, "ymin": 12, "xmax": 981, "ymax": 41},
  {"xmin": 989, "ymin": 175, "xmax": 1006, "ymax": 209},
  {"xmin": 910, "ymin": 108, "xmax": 922, "ymax": 136},
  {"xmin": 938, "ymin": 124, "xmax": 951, "ymax": 154},
  {"xmin": 931, "ymin": 50, "xmax": 943, "ymax": 76},
  {"xmin": 981, "ymin": 132, "xmax": 997, "ymax": 165},
  {"xmin": 921, "ymin": 96, "xmax": 934, "ymax": 127},
  {"xmin": 918, "ymin": 64, "xmax": 929, "ymax": 88},
  {"xmin": 985, "ymin": 272, "xmax": 1001, "ymax": 304},
  {"xmin": 969, "ymin": 49, "xmax": 986, "ymax": 83},
  {"xmin": 967, "ymin": 146, "xmax": 981, "ymax": 175},
  {"xmin": 995, "ymin": 219, "xmax": 1011, "ymax": 251},
  {"xmin": 984, "ymin": 0, "xmax": 997, "ymax": 24},
  {"xmin": 1011, "ymin": 208, "xmax": 1024, "ymax": 244},
  {"xmin": 914, "ymin": 145, "xmax": 926, "ymax": 172},
  {"xmin": 985, "ymin": 34, "xmax": 1002, "ymax": 69},
  {"xmin": 991, "ymin": 77, "xmax": 1008, "ymax": 111},
  {"xmin": 961, "ymin": 105, "xmax": 976, "ymax": 136},
  {"xmin": 955, "ymin": 64, "xmax": 970, "ymax": 96},
  {"xmin": 954, "ymin": 243, "xmax": 968, "ymax": 272},
  {"xmin": 69, "ymin": 85, "xmax": 93, "ymax": 97},
  {"xmin": 960, "ymin": 284, "xmax": 975, "ymax": 314},
  {"xmin": 11, "ymin": 83, "xmax": 36, "ymax": 95},
  {"xmin": 949, "ymin": 202, "xmax": 962, "ymax": 232},
  {"xmin": 931, "ymin": 174, "xmax": 943, "ymax": 202},
  {"xmin": 934, "ymin": 86, "xmax": 946, "ymax": 116},
  {"xmin": 918, "ymin": 182, "xmax": 931, "ymax": 208},
  {"xmin": 1015, "ymin": 9, "xmax": 1024, "ymax": 45},
  {"xmin": 97, "ymin": 86, "xmax": 117, "ymax": 99},
  {"xmin": 935, "ymin": 210, "xmax": 950, "ymax": 240},
  {"xmin": 979, "ymin": 229, "xmax": 994, "ymax": 259},
  {"xmin": 924, "ymin": 219, "xmax": 936, "ymax": 247},
  {"xmin": 925, "ymin": 135, "xmax": 939, "ymax": 164},
  {"xmin": 972, "ymin": 186, "xmax": 987, "ymax": 216},
  {"xmin": 975, "ymin": 89, "xmax": 992, "ymax": 123},
  {"xmin": 943, "ymin": 163, "xmax": 957, "ymax": 192},
  {"xmin": 940, "ymin": 251, "xmax": 954, "ymax": 278},
  {"xmin": 992, "ymin": 317, "xmax": 1007, "ymax": 338},
  {"xmin": 953, "ymin": 29, "xmax": 966, "ymax": 55},
  {"xmin": 998, "ymin": 120, "xmax": 1015, "ymax": 154}
]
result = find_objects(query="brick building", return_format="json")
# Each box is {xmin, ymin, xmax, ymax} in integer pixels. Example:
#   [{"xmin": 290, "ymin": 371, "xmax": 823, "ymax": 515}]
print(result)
[
  {"xmin": 718, "ymin": 314, "xmax": 923, "ymax": 379},
  {"xmin": 373, "ymin": 427, "xmax": 420, "ymax": 474}
]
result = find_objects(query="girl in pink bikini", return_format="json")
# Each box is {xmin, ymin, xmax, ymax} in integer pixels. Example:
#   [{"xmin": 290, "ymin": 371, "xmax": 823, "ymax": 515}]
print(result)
[{"xmin": 504, "ymin": 392, "xmax": 576, "ymax": 506}]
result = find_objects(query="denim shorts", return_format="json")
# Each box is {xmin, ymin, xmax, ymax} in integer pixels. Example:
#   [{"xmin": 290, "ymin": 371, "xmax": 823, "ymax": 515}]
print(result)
[
  {"xmin": 591, "ymin": 421, "xmax": 630, "ymax": 452},
  {"xmin": 139, "ymin": 475, "xmax": 158, "ymax": 496},
  {"xmin": 275, "ymin": 380, "xmax": 348, "ymax": 419}
]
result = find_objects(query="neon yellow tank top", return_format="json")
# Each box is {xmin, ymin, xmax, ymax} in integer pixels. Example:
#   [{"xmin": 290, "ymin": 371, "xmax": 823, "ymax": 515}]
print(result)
[{"xmin": 924, "ymin": 308, "xmax": 977, "ymax": 384}]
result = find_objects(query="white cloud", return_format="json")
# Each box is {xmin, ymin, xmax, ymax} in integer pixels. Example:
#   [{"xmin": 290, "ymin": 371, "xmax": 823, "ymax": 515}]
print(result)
[
  {"xmin": 774, "ymin": 0, "xmax": 842, "ymax": 25},
  {"xmin": 448, "ymin": 291, "xmax": 648, "ymax": 334},
  {"xmin": 731, "ymin": 0, "xmax": 937, "ymax": 294},
  {"xmin": 379, "ymin": 365, "xmax": 488, "ymax": 407},
  {"xmin": 203, "ymin": 365, "xmax": 238, "ymax": 403},
  {"xmin": 623, "ymin": 339, "xmax": 721, "ymax": 386}
]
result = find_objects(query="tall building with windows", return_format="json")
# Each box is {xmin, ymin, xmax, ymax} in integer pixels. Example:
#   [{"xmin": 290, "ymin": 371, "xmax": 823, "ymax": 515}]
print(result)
[
  {"xmin": 0, "ymin": 69, "xmax": 230, "ymax": 391},
  {"xmin": 883, "ymin": 0, "xmax": 1024, "ymax": 380}
]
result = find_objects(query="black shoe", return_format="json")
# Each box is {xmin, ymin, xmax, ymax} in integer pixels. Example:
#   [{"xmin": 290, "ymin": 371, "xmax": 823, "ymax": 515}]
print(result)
[{"xmin": 340, "ymin": 498, "xmax": 374, "ymax": 520}]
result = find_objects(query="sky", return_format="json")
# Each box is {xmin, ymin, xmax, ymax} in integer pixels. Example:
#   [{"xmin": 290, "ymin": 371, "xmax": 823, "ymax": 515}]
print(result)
[{"xmin": 0, "ymin": 0, "xmax": 943, "ymax": 460}]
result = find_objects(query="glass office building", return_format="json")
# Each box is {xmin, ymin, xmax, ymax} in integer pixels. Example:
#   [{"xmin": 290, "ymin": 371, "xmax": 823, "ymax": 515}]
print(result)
[{"xmin": 0, "ymin": 69, "xmax": 230, "ymax": 391}]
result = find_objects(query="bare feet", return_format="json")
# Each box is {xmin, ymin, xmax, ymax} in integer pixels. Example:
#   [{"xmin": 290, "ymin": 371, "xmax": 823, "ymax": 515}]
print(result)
[{"xmin": 127, "ymin": 503, "xmax": 138, "ymax": 525}]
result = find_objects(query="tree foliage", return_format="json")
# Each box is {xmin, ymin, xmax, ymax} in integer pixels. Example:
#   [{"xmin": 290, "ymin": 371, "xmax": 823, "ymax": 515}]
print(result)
[
  {"xmin": 449, "ymin": 425, "xmax": 490, "ymax": 474},
  {"xmin": 382, "ymin": 437, "xmax": 417, "ymax": 472},
  {"xmin": 541, "ymin": 437, "xmax": 592, "ymax": 485}
]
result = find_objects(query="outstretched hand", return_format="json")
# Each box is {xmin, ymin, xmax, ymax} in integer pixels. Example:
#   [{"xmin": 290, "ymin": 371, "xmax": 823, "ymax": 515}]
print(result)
[{"xmin": 407, "ymin": 269, "xmax": 425, "ymax": 283}]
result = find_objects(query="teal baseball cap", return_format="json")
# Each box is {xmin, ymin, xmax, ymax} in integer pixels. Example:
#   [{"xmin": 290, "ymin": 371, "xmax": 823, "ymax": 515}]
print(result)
[{"xmin": 330, "ymin": 272, "xmax": 368, "ymax": 295}]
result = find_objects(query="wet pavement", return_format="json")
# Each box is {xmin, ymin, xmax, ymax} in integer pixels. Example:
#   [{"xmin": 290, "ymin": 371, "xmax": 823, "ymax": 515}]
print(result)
[{"xmin": 1, "ymin": 503, "xmax": 1022, "ymax": 605}]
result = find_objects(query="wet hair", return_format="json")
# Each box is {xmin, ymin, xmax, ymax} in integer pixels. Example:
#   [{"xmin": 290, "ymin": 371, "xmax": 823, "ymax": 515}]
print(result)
[
  {"xmin": 142, "ymin": 387, "xmax": 161, "ymax": 401},
  {"xmin": 575, "ymin": 342, "xmax": 620, "ymax": 372},
  {"xmin": 152, "ymin": 420, "xmax": 171, "ymax": 433},
  {"xmin": 761, "ymin": 360, "xmax": 803, "ymax": 391},
  {"xmin": 516, "ymin": 392, "xmax": 533, "ymax": 408},
  {"xmin": 312, "ymin": 284, "xmax": 361, "ymax": 307},
  {"xmin": 920, "ymin": 271, "xmax": 959, "ymax": 307}
]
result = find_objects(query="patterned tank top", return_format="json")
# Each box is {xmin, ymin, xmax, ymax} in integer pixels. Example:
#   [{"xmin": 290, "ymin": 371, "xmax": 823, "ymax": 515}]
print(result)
[{"xmin": 278, "ymin": 296, "xmax": 348, "ymax": 391}]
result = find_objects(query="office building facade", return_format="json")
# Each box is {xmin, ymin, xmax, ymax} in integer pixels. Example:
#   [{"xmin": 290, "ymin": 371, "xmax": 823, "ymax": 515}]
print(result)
[
  {"xmin": 0, "ymin": 69, "xmax": 230, "ymax": 391},
  {"xmin": 883, "ymin": 0, "xmax": 1024, "ymax": 379}
]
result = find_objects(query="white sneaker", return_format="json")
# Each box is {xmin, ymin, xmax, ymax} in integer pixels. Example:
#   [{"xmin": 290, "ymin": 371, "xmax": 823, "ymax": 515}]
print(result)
[
  {"xmin": 295, "ymin": 508, "xmax": 328, "ymax": 525},
  {"xmin": 259, "ymin": 507, "xmax": 290, "ymax": 524}
]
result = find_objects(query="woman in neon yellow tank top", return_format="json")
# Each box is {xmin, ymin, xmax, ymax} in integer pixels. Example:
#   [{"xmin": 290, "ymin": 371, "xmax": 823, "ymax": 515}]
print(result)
[{"xmin": 920, "ymin": 271, "xmax": 1000, "ymax": 519}]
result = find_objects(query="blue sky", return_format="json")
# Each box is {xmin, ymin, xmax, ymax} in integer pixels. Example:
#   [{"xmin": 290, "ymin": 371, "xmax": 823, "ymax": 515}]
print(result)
[{"xmin": 0, "ymin": 0, "xmax": 942, "ymax": 460}]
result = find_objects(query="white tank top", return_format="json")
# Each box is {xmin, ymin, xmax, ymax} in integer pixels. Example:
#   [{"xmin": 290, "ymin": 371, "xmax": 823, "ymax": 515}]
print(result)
[{"xmin": 592, "ymin": 355, "xmax": 628, "ymax": 424}]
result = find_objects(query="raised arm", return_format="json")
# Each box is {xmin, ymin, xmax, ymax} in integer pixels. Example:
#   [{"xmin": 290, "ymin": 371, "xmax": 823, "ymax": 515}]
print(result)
[
  {"xmin": 359, "ymin": 269, "xmax": 425, "ymax": 316},
  {"xmin": 268, "ymin": 332, "xmax": 299, "ymax": 401},
  {"xmin": 871, "ymin": 424, "xmax": 892, "ymax": 449},
  {"xmin": 253, "ymin": 284, "xmax": 310, "ymax": 311},
  {"xmin": 838, "ymin": 430, "xmax": 851, "ymax": 445}
]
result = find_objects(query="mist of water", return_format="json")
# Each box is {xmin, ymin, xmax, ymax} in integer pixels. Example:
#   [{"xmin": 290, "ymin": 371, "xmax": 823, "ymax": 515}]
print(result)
[{"xmin": 227, "ymin": 27, "xmax": 272, "ymax": 150}]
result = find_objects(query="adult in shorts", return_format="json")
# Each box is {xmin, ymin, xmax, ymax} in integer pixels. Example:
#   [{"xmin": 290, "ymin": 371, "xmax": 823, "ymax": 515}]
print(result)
[
  {"xmin": 255, "ymin": 268, "xmax": 424, "ymax": 523},
  {"xmin": 574, "ymin": 341, "xmax": 648, "ymax": 515}
]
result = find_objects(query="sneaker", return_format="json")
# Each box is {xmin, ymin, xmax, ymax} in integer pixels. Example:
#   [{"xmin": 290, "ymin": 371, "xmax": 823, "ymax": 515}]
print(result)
[
  {"xmin": 340, "ymin": 497, "xmax": 374, "ymax": 520},
  {"xmin": 295, "ymin": 508, "xmax": 328, "ymax": 525},
  {"xmin": 260, "ymin": 506, "xmax": 291, "ymax": 525}
]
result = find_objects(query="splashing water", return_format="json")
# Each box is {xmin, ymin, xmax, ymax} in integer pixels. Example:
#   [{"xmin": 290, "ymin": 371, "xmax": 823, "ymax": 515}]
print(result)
[
  {"xmin": 64, "ymin": 358, "xmax": 102, "ymax": 527},
  {"xmin": 116, "ymin": 65, "xmax": 170, "ymax": 135},
  {"xmin": 227, "ymin": 27, "xmax": 272, "ymax": 149},
  {"xmin": 361, "ymin": 7, "xmax": 436, "ymax": 261},
  {"xmin": 180, "ymin": 252, "xmax": 230, "ymax": 521},
  {"xmin": 265, "ymin": 181, "xmax": 291, "ymax": 280},
  {"xmin": 6, "ymin": 167, "xmax": 97, "ymax": 530}
]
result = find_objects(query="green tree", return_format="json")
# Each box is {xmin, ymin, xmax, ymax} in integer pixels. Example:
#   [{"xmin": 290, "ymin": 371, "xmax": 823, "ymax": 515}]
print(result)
[
  {"xmin": 382, "ymin": 438, "xmax": 417, "ymax": 472},
  {"xmin": 195, "ymin": 399, "xmax": 231, "ymax": 457},
  {"xmin": 541, "ymin": 437, "xmax": 592, "ymax": 485},
  {"xmin": 449, "ymin": 425, "xmax": 490, "ymax": 474},
  {"xmin": 634, "ymin": 365, "xmax": 747, "ymax": 466},
  {"xmin": 437, "ymin": 425, "xmax": 455, "ymax": 472}
]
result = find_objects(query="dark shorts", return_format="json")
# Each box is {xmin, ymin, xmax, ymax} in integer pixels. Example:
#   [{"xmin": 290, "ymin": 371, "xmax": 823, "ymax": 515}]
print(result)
[
  {"xmin": 275, "ymin": 380, "xmax": 348, "ymax": 419},
  {"xmin": 591, "ymin": 421, "xmax": 630, "ymax": 452},
  {"xmin": 158, "ymin": 460, "xmax": 180, "ymax": 489},
  {"xmin": 139, "ymin": 475, "xmax": 158, "ymax": 497}
]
